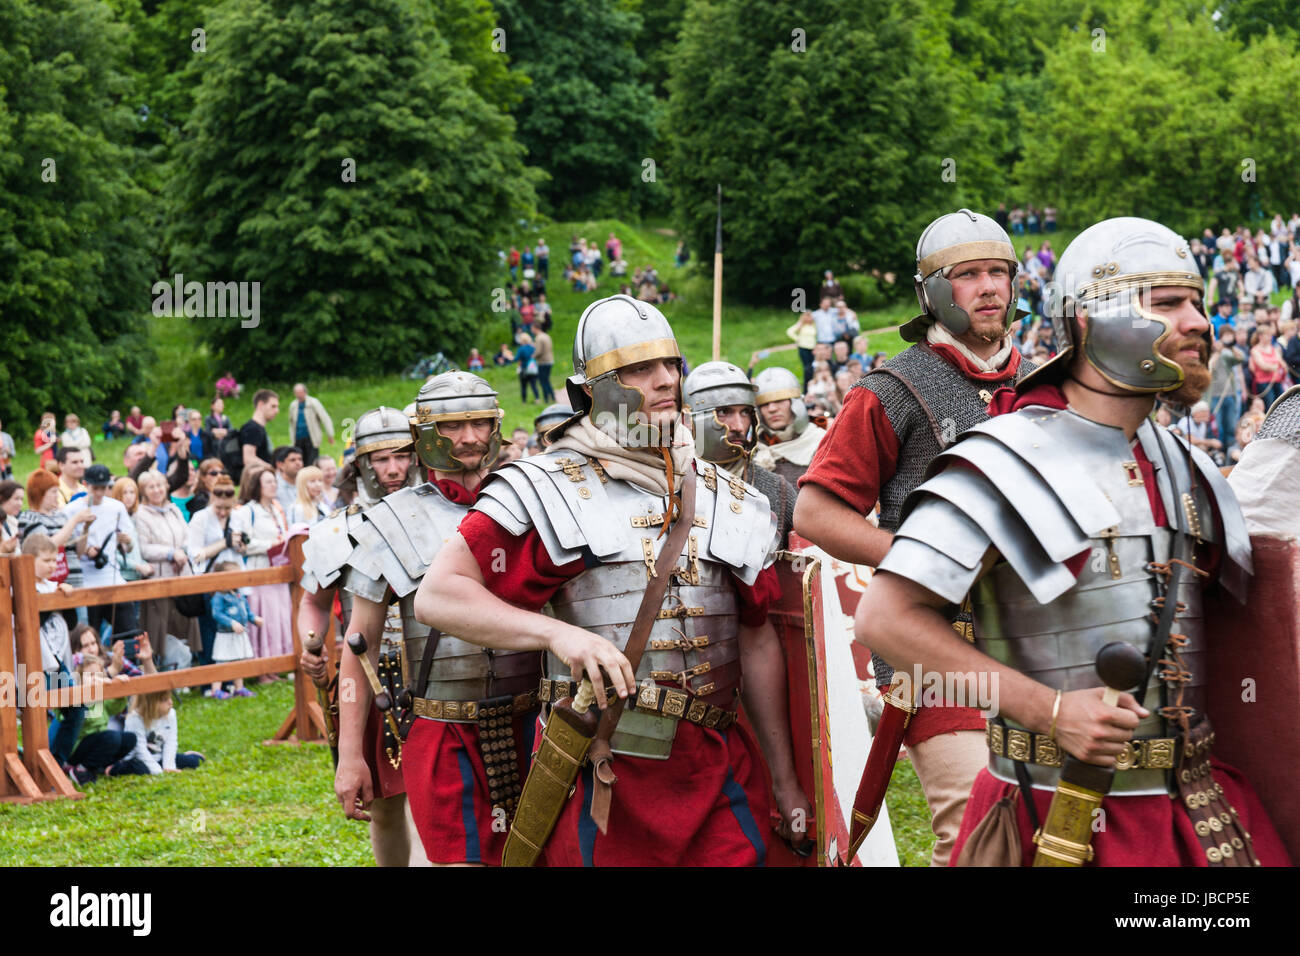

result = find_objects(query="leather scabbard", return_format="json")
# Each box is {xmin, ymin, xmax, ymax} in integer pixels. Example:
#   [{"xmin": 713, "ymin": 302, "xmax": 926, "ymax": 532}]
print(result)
[{"xmin": 848, "ymin": 680, "xmax": 917, "ymax": 858}]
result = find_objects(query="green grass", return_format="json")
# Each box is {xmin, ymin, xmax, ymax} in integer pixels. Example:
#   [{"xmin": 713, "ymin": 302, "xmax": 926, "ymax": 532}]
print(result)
[
  {"xmin": 0, "ymin": 681, "xmax": 372, "ymax": 866},
  {"xmin": 887, "ymin": 758, "xmax": 937, "ymax": 867}
]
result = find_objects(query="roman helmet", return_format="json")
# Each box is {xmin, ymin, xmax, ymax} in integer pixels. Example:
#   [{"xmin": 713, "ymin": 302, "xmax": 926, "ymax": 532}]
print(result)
[
  {"xmin": 1027, "ymin": 217, "xmax": 1207, "ymax": 394},
  {"xmin": 753, "ymin": 366, "xmax": 807, "ymax": 437},
  {"xmin": 533, "ymin": 403, "xmax": 573, "ymax": 449},
  {"xmin": 353, "ymin": 406, "xmax": 416, "ymax": 502},
  {"xmin": 683, "ymin": 361, "xmax": 758, "ymax": 464},
  {"xmin": 565, "ymin": 293, "xmax": 682, "ymax": 449},
  {"xmin": 410, "ymin": 371, "xmax": 504, "ymax": 472},
  {"xmin": 901, "ymin": 208, "xmax": 1020, "ymax": 343}
]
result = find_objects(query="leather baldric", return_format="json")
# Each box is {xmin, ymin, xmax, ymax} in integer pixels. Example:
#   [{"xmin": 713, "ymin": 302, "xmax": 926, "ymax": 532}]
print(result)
[{"xmin": 587, "ymin": 460, "xmax": 699, "ymax": 832}]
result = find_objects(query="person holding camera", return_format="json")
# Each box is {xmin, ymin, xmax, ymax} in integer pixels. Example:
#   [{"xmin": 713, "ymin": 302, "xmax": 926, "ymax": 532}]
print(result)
[
  {"xmin": 186, "ymin": 474, "xmax": 246, "ymax": 666},
  {"xmin": 76, "ymin": 464, "xmax": 135, "ymax": 635}
]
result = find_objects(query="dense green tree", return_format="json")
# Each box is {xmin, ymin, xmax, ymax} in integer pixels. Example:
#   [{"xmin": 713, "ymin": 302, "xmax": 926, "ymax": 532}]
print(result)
[
  {"xmin": 1017, "ymin": 0, "xmax": 1300, "ymax": 232},
  {"xmin": 668, "ymin": 0, "xmax": 996, "ymax": 305},
  {"xmin": 1217, "ymin": 0, "xmax": 1300, "ymax": 43},
  {"xmin": 164, "ymin": 0, "xmax": 536, "ymax": 382},
  {"xmin": 0, "ymin": 0, "xmax": 151, "ymax": 430},
  {"xmin": 492, "ymin": 0, "xmax": 658, "ymax": 219}
]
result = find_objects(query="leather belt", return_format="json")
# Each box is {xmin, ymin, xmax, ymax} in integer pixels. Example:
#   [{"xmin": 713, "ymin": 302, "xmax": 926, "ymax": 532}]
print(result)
[
  {"xmin": 540, "ymin": 678, "xmax": 738, "ymax": 731},
  {"xmin": 413, "ymin": 690, "xmax": 539, "ymax": 724},
  {"xmin": 986, "ymin": 721, "xmax": 1180, "ymax": 771}
]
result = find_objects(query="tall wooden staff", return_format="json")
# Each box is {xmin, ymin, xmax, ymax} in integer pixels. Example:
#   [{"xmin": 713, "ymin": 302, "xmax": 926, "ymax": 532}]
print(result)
[{"xmin": 712, "ymin": 184, "xmax": 723, "ymax": 361}]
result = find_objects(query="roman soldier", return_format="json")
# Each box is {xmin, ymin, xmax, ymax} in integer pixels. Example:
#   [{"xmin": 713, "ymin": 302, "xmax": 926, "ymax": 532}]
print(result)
[
  {"xmin": 297, "ymin": 406, "xmax": 424, "ymax": 866},
  {"xmin": 860, "ymin": 216, "xmax": 1290, "ymax": 866},
  {"xmin": 533, "ymin": 403, "xmax": 573, "ymax": 451},
  {"xmin": 415, "ymin": 293, "xmax": 811, "ymax": 865},
  {"xmin": 334, "ymin": 372, "xmax": 542, "ymax": 866},
  {"xmin": 795, "ymin": 209, "xmax": 1034, "ymax": 865},
  {"xmin": 684, "ymin": 361, "xmax": 797, "ymax": 544},
  {"xmin": 751, "ymin": 366, "xmax": 826, "ymax": 484}
]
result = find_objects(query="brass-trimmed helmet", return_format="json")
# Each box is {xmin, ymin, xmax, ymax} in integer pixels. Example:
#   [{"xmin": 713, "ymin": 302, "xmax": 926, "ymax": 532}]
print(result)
[
  {"xmin": 902, "ymin": 208, "xmax": 1020, "ymax": 344},
  {"xmin": 683, "ymin": 361, "xmax": 757, "ymax": 465},
  {"xmin": 753, "ymin": 366, "xmax": 807, "ymax": 437},
  {"xmin": 410, "ymin": 371, "xmax": 503, "ymax": 472},
  {"xmin": 565, "ymin": 294, "xmax": 682, "ymax": 449},
  {"xmin": 1026, "ymin": 217, "xmax": 1206, "ymax": 394},
  {"xmin": 353, "ymin": 406, "xmax": 416, "ymax": 501}
]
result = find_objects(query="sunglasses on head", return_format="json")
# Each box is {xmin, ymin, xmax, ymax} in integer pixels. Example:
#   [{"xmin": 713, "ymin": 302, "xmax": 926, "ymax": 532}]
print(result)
[
  {"xmin": 212, "ymin": 489, "xmax": 235, "ymax": 498},
  {"xmin": 204, "ymin": 469, "xmax": 227, "ymax": 477}
]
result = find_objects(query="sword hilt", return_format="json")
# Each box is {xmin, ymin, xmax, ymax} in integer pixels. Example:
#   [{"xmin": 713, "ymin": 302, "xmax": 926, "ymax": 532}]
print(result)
[
  {"xmin": 303, "ymin": 629, "xmax": 324, "ymax": 655},
  {"xmin": 1096, "ymin": 642, "xmax": 1147, "ymax": 707}
]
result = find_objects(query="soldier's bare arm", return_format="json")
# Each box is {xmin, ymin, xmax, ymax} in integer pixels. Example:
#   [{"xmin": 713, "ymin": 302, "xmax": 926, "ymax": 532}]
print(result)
[
  {"xmin": 857, "ymin": 570, "xmax": 1147, "ymax": 767},
  {"xmin": 334, "ymin": 594, "xmax": 386, "ymax": 821},
  {"xmin": 296, "ymin": 586, "xmax": 333, "ymax": 687},
  {"xmin": 416, "ymin": 533, "xmax": 637, "ymax": 706},
  {"xmin": 739, "ymin": 619, "xmax": 811, "ymax": 843},
  {"xmin": 793, "ymin": 484, "xmax": 893, "ymax": 567}
]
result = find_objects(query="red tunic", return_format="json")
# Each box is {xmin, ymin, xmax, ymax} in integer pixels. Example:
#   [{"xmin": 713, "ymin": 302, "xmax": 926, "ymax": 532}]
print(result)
[
  {"xmin": 950, "ymin": 385, "xmax": 1293, "ymax": 866},
  {"xmin": 798, "ymin": 347, "xmax": 1025, "ymax": 746},
  {"xmin": 456, "ymin": 506, "xmax": 781, "ymax": 866}
]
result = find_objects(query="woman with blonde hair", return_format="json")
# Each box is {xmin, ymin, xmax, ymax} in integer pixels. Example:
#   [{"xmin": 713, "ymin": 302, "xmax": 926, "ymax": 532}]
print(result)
[
  {"xmin": 134, "ymin": 469, "xmax": 198, "ymax": 666},
  {"xmin": 108, "ymin": 477, "xmax": 154, "ymax": 583},
  {"xmin": 288, "ymin": 465, "xmax": 329, "ymax": 526},
  {"xmin": 231, "ymin": 464, "xmax": 293, "ymax": 677}
]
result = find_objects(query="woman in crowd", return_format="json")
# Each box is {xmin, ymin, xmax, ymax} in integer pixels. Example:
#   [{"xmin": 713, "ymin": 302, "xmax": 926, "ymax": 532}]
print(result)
[
  {"xmin": 231, "ymin": 464, "xmax": 293, "ymax": 677},
  {"xmin": 806, "ymin": 360, "xmax": 838, "ymax": 409},
  {"xmin": 184, "ymin": 408, "xmax": 208, "ymax": 461},
  {"xmin": 108, "ymin": 477, "xmax": 154, "ymax": 586},
  {"xmin": 135, "ymin": 470, "xmax": 198, "ymax": 666},
  {"xmin": 18, "ymin": 469, "xmax": 93, "ymax": 579},
  {"xmin": 168, "ymin": 453, "xmax": 200, "ymax": 518},
  {"xmin": 1248, "ymin": 327, "xmax": 1288, "ymax": 408},
  {"xmin": 34, "ymin": 413, "xmax": 58, "ymax": 468},
  {"xmin": 60, "ymin": 414, "xmax": 92, "ymax": 454},
  {"xmin": 0, "ymin": 480, "xmax": 22, "ymax": 555},
  {"xmin": 288, "ymin": 465, "xmax": 329, "ymax": 526},
  {"xmin": 515, "ymin": 332, "xmax": 541, "ymax": 403},
  {"xmin": 186, "ymin": 458, "xmax": 226, "ymax": 518},
  {"xmin": 316, "ymin": 456, "xmax": 339, "ymax": 509},
  {"xmin": 186, "ymin": 474, "xmax": 244, "ymax": 667}
]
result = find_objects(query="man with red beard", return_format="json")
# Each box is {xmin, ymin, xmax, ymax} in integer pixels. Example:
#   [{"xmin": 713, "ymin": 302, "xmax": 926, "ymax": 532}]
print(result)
[
  {"xmin": 859, "ymin": 217, "xmax": 1290, "ymax": 867},
  {"xmin": 794, "ymin": 209, "xmax": 1035, "ymax": 865},
  {"xmin": 333, "ymin": 372, "xmax": 541, "ymax": 866}
]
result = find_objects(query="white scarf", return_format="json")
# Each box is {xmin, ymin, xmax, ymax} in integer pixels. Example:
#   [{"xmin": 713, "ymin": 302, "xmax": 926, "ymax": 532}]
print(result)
[
  {"xmin": 926, "ymin": 322, "xmax": 1015, "ymax": 373},
  {"xmin": 548, "ymin": 415, "xmax": 695, "ymax": 496}
]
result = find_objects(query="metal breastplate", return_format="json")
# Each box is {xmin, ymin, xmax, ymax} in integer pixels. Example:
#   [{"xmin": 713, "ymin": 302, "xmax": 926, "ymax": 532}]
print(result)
[
  {"xmin": 400, "ymin": 593, "xmax": 540, "ymax": 702},
  {"xmin": 544, "ymin": 477, "xmax": 744, "ymax": 760},
  {"xmin": 972, "ymin": 410, "xmax": 1207, "ymax": 795}
]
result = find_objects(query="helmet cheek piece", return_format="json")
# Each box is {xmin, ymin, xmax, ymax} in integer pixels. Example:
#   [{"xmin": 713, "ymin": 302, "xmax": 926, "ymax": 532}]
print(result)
[
  {"xmin": 690, "ymin": 408, "xmax": 751, "ymax": 464},
  {"xmin": 354, "ymin": 447, "xmax": 415, "ymax": 502},
  {"xmin": 588, "ymin": 365, "xmax": 681, "ymax": 450},
  {"xmin": 918, "ymin": 271, "xmax": 971, "ymax": 336},
  {"xmin": 1078, "ymin": 291, "xmax": 1185, "ymax": 394},
  {"xmin": 411, "ymin": 417, "xmax": 502, "ymax": 473}
]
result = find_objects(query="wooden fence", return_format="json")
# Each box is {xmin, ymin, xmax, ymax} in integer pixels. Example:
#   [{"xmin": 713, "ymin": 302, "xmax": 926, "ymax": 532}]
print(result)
[{"xmin": 0, "ymin": 537, "xmax": 335, "ymax": 803}]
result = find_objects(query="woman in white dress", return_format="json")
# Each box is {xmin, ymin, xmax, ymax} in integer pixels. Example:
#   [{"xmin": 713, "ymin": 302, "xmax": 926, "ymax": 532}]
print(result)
[
  {"xmin": 230, "ymin": 465, "xmax": 293, "ymax": 676},
  {"xmin": 287, "ymin": 465, "xmax": 330, "ymax": 526}
]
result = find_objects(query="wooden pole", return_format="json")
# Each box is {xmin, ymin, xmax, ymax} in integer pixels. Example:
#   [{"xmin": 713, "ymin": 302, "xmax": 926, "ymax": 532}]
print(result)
[
  {"xmin": 272, "ymin": 535, "xmax": 325, "ymax": 744},
  {"xmin": 10, "ymin": 554, "xmax": 80, "ymax": 799},
  {"xmin": 0, "ymin": 559, "xmax": 42, "ymax": 801},
  {"xmin": 712, "ymin": 184, "xmax": 723, "ymax": 361}
]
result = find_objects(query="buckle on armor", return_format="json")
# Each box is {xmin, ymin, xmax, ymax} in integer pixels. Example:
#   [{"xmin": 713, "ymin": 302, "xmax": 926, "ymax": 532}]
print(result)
[
  {"xmin": 558, "ymin": 458, "xmax": 587, "ymax": 483},
  {"xmin": 641, "ymin": 538, "xmax": 658, "ymax": 579}
]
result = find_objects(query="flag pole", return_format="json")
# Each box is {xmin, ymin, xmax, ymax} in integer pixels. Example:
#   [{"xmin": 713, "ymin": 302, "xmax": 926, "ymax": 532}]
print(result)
[{"xmin": 712, "ymin": 184, "xmax": 722, "ymax": 361}]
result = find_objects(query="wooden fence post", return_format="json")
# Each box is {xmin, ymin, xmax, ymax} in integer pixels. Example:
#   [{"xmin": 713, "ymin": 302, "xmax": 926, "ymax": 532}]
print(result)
[
  {"xmin": 269, "ymin": 534, "xmax": 327, "ymax": 745},
  {"xmin": 0, "ymin": 558, "xmax": 43, "ymax": 801}
]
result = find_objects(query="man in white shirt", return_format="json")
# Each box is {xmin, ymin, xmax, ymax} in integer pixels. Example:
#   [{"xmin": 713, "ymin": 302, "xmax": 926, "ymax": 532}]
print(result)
[
  {"xmin": 78, "ymin": 464, "xmax": 134, "ymax": 633},
  {"xmin": 273, "ymin": 446, "xmax": 303, "ymax": 512},
  {"xmin": 1244, "ymin": 257, "xmax": 1275, "ymax": 308}
]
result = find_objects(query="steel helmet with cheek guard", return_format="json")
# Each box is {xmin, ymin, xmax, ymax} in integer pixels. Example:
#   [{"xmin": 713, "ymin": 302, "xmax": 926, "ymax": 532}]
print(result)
[
  {"xmin": 565, "ymin": 294, "xmax": 682, "ymax": 449},
  {"xmin": 353, "ymin": 406, "xmax": 417, "ymax": 502},
  {"xmin": 901, "ymin": 208, "xmax": 1020, "ymax": 343},
  {"xmin": 683, "ymin": 361, "xmax": 757, "ymax": 464},
  {"xmin": 753, "ymin": 366, "xmax": 808, "ymax": 436},
  {"xmin": 1026, "ymin": 217, "xmax": 1207, "ymax": 394},
  {"xmin": 410, "ymin": 371, "xmax": 503, "ymax": 472}
]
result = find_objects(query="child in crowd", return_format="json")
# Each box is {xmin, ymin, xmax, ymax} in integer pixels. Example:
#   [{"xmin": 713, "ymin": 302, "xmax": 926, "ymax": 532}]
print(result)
[
  {"xmin": 27, "ymin": 533, "xmax": 75, "ymax": 682},
  {"xmin": 208, "ymin": 561, "xmax": 261, "ymax": 699},
  {"xmin": 64, "ymin": 652, "xmax": 136, "ymax": 784},
  {"xmin": 124, "ymin": 691, "xmax": 204, "ymax": 774}
]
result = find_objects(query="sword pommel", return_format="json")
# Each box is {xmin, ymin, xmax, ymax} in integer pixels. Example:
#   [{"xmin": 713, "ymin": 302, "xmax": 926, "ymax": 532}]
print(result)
[{"xmin": 1096, "ymin": 642, "xmax": 1146, "ymax": 706}]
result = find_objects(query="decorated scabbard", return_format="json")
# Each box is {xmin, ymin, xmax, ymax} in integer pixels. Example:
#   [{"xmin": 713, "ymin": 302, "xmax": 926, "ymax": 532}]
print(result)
[
  {"xmin": 502, "ymin": 680, "xmax": 598, "ymax": 868},
  {"xmin": 848, "ymin": 674, "xmax": 918, "ymax": 858}
]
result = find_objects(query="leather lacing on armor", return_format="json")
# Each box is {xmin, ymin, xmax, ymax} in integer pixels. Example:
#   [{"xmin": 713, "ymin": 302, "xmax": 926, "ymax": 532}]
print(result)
[{"xmin": 1146, "ymin": 559, "xmax": 1210, "ymax": 733}]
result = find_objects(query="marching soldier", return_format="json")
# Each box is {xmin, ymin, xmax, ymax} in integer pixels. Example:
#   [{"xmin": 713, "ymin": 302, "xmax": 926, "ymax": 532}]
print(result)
[
  {"xmin": 860, "ymin": 217, "xmax": 1289, "ymax": 866},
  {"xmin": 297, "ymin": 406, "xmax": 425, "ymax": 866},
  {"xmin": 416, "ymin": 294, "xmax": 811, "ymax": 865},
  {"xmin": 750, "ymin": 366, "xmax": 826, "ymax": 484},
  {"xmin": 796, "ymin": 209, "xmax": 1035, "ymax": 865},
  {"xmin": 684, "ymin": 361, "xmax": 797, "ymax": 544},
  {"xmin": 335, "ymin": 372, "xmax": 542, "ymax": 866}
]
